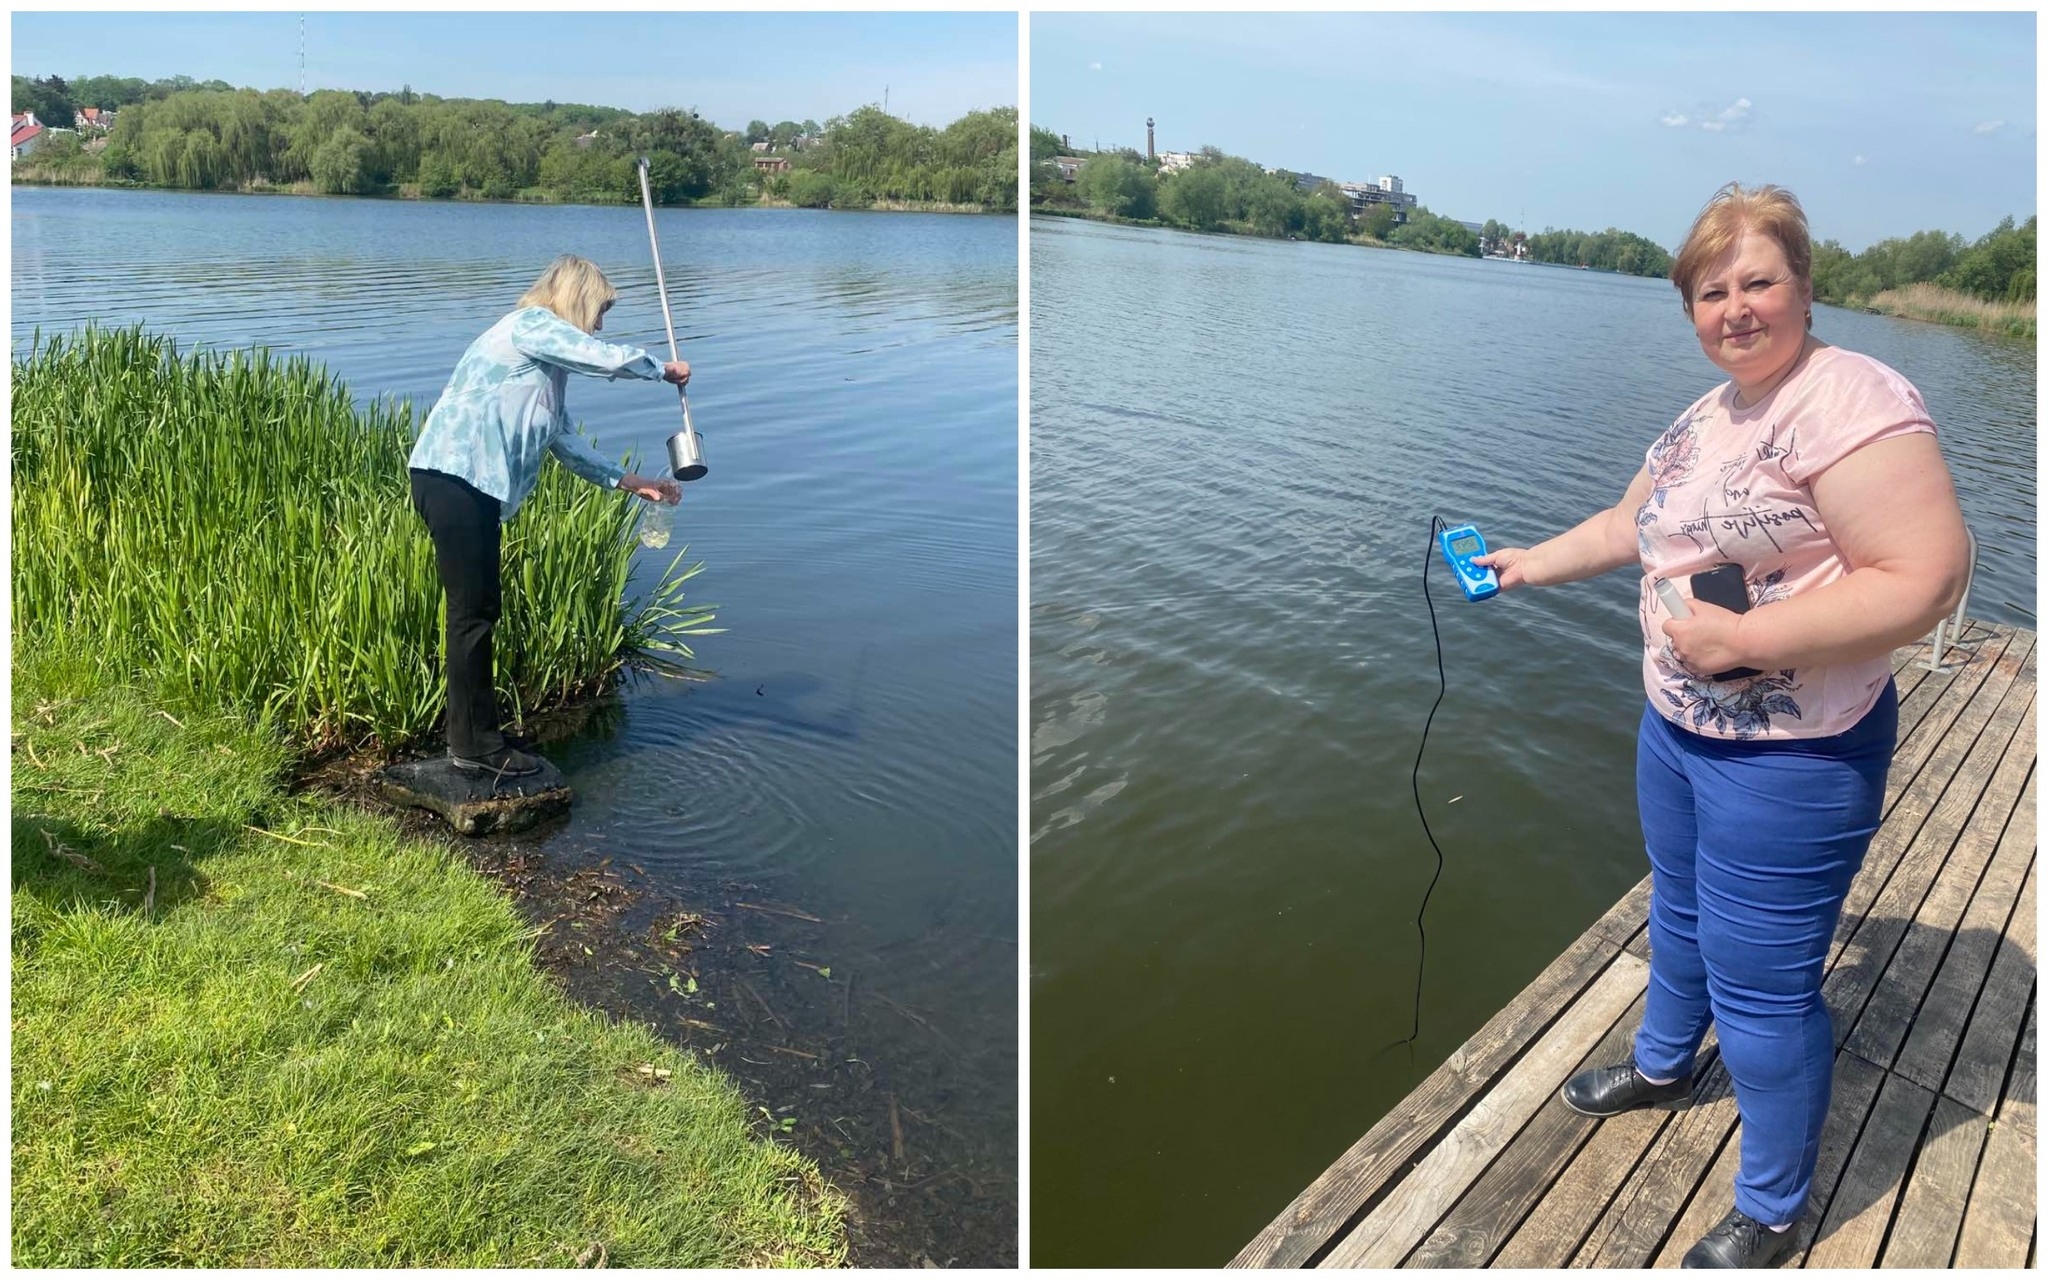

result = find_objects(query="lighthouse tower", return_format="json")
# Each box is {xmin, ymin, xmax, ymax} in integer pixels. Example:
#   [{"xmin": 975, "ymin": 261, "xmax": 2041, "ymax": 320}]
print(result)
[{"xmin": 1146, "ymin": 117, "xmax": 1155, "ymax": 161}]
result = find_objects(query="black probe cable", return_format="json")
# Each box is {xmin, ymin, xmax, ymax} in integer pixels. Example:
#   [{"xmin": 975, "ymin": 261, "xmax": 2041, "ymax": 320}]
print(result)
[{"xmin": 1382, "ymin": 514, "xmax": 1452, "ymax": 1058}]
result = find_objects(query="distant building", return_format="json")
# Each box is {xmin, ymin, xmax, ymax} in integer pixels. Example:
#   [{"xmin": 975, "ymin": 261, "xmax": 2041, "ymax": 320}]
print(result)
[
  {"xmin": 750, "ymin": 140, "xmax": 772, "ymax": 153},
  {"xmin": 1052, "ymin": 155, "xmax": 1084, "ymax": 182},
  {"xmin": 11, "ymin": 112, "xmax": 45, "ymax": 160},
  {"xmin": 1337, "ymin": 178, "xmax": 1418, "ymax": 223},
  {"xmin": 1156, "ymin": 151, "xmax": 1196, "ymax": 174},
  {"xmin": 573, "ymin": 129, "xmax": 600, "ymax": 149},
  {"xmin": 752, "ymin": 155, "xmax": 791, "ymax": 175},
  {"xmin": 76, "ymin": 106, "xmax": 114, "ymax": 132}
]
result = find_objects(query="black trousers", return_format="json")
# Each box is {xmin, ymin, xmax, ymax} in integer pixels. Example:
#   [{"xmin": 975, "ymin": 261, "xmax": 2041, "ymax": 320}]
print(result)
[{"xmin": 409, "ymin": 468, "xmax": 505, "ymax": 758}]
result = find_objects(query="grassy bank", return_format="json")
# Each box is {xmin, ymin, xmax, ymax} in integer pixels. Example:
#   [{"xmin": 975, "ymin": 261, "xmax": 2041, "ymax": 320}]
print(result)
[
  {"xmin": 12, "ymin": 327, "xmax": 713, "ymax": 757},
  {"xmin": 1855, "ymin": 281, "xmax": 2036, "ymax": 338},
  {"xmin": 11, "ymin": 645, "xmax": 847, "ymax": 1265}
]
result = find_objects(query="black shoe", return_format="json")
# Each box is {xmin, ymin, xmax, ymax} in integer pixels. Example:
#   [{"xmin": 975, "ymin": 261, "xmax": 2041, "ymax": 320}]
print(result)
[
  {"xmin": 449, "ymin": 745, "xmax": 543, "ymax": 779},
  {"xmin": 1560, "ymin": 1061, "xmax": 1694, "ymax": 1117},
  {"xmin": 1681, "ymin": 1208, "xmax": 1797, "ymax": 1268}
]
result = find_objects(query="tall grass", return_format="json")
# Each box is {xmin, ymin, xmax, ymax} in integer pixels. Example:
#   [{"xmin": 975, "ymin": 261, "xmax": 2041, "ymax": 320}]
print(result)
[
  {"xmin": 1861, "ymin": 282, "xmax": 2037, "ymax": 338},
  {"xmin": 12, "ymin": 325, "xmax": 716, "ymax": 755}
]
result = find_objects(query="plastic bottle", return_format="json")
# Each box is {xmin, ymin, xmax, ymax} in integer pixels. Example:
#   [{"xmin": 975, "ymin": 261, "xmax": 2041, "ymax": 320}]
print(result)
[{"xmin": 637, "ymin": 497, "xmax": 673, "ymax": 550}]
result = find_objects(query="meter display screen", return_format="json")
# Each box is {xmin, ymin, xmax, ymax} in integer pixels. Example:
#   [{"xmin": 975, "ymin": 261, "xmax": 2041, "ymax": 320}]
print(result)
[{"xmin": 1449, "ymin": 535, "xmax": 1482, "ymax": 557}]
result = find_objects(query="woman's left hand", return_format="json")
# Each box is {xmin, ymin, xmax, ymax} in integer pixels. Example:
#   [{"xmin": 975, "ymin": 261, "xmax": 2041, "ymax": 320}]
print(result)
[{"xmin": 1662, "ymin": 600, "xmax": 1752, "ymax": 676}]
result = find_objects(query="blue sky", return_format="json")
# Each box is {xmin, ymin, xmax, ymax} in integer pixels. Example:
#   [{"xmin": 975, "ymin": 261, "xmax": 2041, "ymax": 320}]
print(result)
[
  {"xmin": 12, "ymin": 11, "xmax": 1016, "ymax": 128},
  {"xmin": 1032, "ymin": 12, "xmax": 2035, "ymax": 252}
]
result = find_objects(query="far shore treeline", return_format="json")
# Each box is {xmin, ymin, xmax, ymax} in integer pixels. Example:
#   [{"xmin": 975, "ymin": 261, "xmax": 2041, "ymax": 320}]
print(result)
[
  {"xmin": 1031, "ymin": 124, "xmax": 2035, "ymax": 336},
  {"xmin": 12, "ymin": 72, "xmax": 1017, "ymax": 212}
]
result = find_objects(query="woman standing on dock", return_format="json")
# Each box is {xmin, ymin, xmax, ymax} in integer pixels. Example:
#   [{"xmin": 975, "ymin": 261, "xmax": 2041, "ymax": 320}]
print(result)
[
  {"xmin": 1475, "ymin": 184, "xmax": 1970, "ymax": 1268},
  {"xmin": 409, "ymin": 254, "xmax": 691, "ymax": 779}
]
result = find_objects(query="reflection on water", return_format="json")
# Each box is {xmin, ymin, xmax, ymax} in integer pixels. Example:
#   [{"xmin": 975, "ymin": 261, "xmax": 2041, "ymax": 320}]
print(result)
[
  {"xmin": 14, "ymin": 186, "xmax": 1018, "ymax": 1267},
  {"xmin": 1029, "ymin": 216, "xmax": 2035, "ymax": 1267}
]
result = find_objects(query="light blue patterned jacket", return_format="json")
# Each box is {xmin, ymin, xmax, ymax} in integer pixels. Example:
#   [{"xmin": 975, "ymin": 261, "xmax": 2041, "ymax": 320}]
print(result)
[{"xmin": 408, "ymin": 305, "xmax": 663, "ymax": 521}]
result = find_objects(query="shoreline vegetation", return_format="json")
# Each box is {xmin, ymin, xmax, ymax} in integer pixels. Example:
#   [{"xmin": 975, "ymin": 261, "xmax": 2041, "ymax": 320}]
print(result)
[
  {"xmin": 13, "ymin": 327, "xmax": 715, "ymax": 757},
  {"xmin": 11, "ymin": 328, "xmax": 847, "ymax": 1264},
  {"xmin": 12, "ymin": 72, "xmax": 1016, "ymax": 213},
  {"xmin": 12, "ymin": 649, "xmax": 847, "ymax": 1266},
  {"xmin": 1029, "ymin": 126, "xmax": 2036, "ymax": 339}
]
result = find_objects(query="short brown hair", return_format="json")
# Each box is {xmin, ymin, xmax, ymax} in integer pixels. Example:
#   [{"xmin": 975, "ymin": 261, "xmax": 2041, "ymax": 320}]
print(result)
[
  {"xmin": 1671, "ymin": 183, "xmax": 1813, "ymax": 327},
  {"xmin": 516, "ymin": 254, "xmax": 617, "ymax": 334}
]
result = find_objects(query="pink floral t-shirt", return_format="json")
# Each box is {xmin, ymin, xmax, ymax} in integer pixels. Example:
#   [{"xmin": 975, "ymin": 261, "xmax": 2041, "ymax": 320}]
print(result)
[{"xmin": 1635, "ymin": 346, "xmax": 1936, "ymax": 741}]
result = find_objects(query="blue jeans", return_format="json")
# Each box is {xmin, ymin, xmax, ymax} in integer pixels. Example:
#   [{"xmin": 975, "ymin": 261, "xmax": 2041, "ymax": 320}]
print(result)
[{"xmin": 1631, "ymin": 682, "xmax": 1896, "ymax": 1227}]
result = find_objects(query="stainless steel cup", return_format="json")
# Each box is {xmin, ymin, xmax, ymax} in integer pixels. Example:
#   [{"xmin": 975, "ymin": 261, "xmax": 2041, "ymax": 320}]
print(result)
[{"xmin": 665, "ymin": 393, "xmax": 707, "ymax": 481}]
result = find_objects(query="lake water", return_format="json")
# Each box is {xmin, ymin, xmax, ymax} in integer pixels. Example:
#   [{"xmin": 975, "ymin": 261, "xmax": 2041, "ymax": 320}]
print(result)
[
  {"xmin": 1028, "ymin": 215, "xmax": 2035, "ymax": 1266},
  {"xmin": 12, "ymin": 186, "xmax": 1018, "ymax": 1266}
]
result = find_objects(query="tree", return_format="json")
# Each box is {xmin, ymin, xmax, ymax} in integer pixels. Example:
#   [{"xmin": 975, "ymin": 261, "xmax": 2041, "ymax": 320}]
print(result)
[
  {"xmin": 1159, "ymin": 163, "xmax": 1228, "ymax": 231},
  {"xmin": 1077, "ymin": 154, "xmax": 1154, "ymax": 220},
  {"xmin": 1301, "ymin": 184, "xmax": 1352, "ymax": 243},
  {"xmin": 309, "ymin": 127, "xmax": 369, "ymax": 194},
  {"xmin": 745, "ymin": 119, "xmax": 770, "ymax": 145},
  {"xmin": 12, "ymin": 74, "xmax": 76, "ymax": 126},
  {"xmin": 1357, "ymin": 202, "xmax": 1397, "ymax": 241}
]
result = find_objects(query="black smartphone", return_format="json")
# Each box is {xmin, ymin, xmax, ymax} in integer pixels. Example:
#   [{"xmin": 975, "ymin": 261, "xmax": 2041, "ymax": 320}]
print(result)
[{"xmin": 1688, "ymin": 563, "xmax": 1761, "ymax": 680}]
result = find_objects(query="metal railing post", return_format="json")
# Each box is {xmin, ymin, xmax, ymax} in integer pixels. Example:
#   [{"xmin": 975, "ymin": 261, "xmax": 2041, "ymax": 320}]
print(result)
[{"xmin": 1921, "ymin": 525, "xmax": 1979, "ymax": 673}]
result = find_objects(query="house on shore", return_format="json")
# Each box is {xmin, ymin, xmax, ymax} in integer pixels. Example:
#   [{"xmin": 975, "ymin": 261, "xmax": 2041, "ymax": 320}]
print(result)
[{"xmin": 12, "ymin": 112, "xmax": 46, "ymax": 160}]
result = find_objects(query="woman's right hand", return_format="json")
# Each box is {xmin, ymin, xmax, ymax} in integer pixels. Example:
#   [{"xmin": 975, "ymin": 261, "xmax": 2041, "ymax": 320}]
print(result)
[
  {"xmin": 661, "ymin": 360, "xmax": 691, "ymax": 386},
  {"xmin": 1474, "ymin": 547, "xmax": 1532, "ymax": 591}
]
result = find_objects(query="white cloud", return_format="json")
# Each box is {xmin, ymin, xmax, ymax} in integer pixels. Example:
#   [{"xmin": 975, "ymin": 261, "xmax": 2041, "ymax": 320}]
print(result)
[
  {"xmin": 1853, "ymin": 155, "xmax": 1867, "ymax": 166},
  {"xmin": 1701, "ymin": 120, "xmax": 1726, "ymax": 133},
  {"xmin": 1973, "ymin": 119, "xmax": 2004, "ymax": 134},
  {"xmin": 1088, "ymin": 61, "xmax": 1103, "ymax": 72},
  {"xmin": 1720, "ymin": 97, "xmax": 1752, "ymax": 122},
  {"xmin": 1660, "ymin": 112, "xmax": 1689, "ymax": 127}
]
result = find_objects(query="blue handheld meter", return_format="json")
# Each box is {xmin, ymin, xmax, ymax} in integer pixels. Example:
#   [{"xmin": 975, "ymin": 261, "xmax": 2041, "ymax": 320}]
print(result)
[{"xmin": 1437, "ymin": 523, "xmax": 1500, "ymax": 602}]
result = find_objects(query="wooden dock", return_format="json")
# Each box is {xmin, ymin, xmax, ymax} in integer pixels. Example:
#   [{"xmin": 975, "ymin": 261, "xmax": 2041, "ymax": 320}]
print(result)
[{"xmin": 1234, "ymin": 620, "xmax": 2036, "ymax": 1269}]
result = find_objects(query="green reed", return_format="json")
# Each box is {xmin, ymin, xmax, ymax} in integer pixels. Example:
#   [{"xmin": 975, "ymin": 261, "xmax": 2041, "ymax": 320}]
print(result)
[{"xmin": 12, "ymin": 325, "xmax": 718, "ymax": 755}]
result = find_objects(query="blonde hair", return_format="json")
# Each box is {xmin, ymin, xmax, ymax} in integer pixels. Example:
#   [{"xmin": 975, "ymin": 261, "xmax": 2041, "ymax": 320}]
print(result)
[
  {"xmin": 1671, "ymin": 183, "xmax": 1814, "ymax": 330},
  {"xmin": 517, "ymin": 254, "xmax": 617, "ymax": 334}
]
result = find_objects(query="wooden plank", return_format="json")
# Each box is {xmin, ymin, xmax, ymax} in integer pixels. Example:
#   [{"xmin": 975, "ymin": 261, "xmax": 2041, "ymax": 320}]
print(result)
[
  {"xmin": 1842, "ymin": 690, "xmax": 2034, "ymax": 1067},
  {"xmin": 1404, "ymin": 994, "xmax": 1646, "ymax": 1268},
  {"xmin": 1648, "ymin": 1107, "xmax": 1742, "ymax": 1267},
  {"xmin": 1228, "ymin": 928, "xmax": 1628, "ymax": 1268},
  {"xmin": 1823, "ymin": 643, "xmax": 2032, "ymax": 1042},
  {"xmin": 1883, "ymin": 628, "xmax": 2021, "ymax": 807},
  {"xmin": 1803, "ymin": 1069, "xmax": 1937, "ymax": 1268},
  {"xmin": 1879, "ymin": 1093, "xmax": 1990, "ymax": 1267},
  {"xmin": 1888, "ymin": 619, "xmax": 2014, "ymax": 745},
  {"xmin": 1315, "ymin": 953, "xmax": 1649, "ymax": 1268},
  {"xmin": 1955, "ymin": 1000, "xmax": 2037, "ymax": 1269},
  {"xmin": 1954, "ymin": 1110, "xmax": 2037, "ymax": 1268},
  {"xmin": 1838, "ymin": 629, "xmax": 2022, "ymax": 953},
  {"xmin": 1945, "ymin": 861, "xmax": 2037, "ymax": 1115},
  {"xmin": 1585, "ymin": 875, "xmax": 1653, "ymax": 953},
  {"xmin": 1783, "ymin": 1050, "xmax": 1891, "ymax": 1266},
  {"xmin": 1487, "ymin": 1073, "xmax": 1680, "ymax": 1268},
  {"xmin": 1893, "ymin": 770, "xmax": 2037, "ymax": 1095},
  {"xmin": 1569, "ymin": 1060, "xmax": 1745, "ymax": 1268},
  {"xmin": 2003, "ymin": 998, "xmax": 2036, "ymax": 1133}
]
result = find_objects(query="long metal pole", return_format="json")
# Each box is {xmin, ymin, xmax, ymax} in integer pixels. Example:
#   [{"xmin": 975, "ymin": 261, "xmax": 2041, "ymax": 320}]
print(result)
[
  {"xmin": 636, "ymin": 157, "xmax": 682, "ymax": 364},
  {"xmin": 636, "ymin": 156, "xmax": 704, "ymax": 483}
]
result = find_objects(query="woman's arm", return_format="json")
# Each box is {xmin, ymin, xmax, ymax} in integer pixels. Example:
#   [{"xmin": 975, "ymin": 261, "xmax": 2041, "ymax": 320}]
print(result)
[
  {"xmin": 1664, "ymin": 433, "xmax": 1970, "ymax": 673},
  {"xmin": 511, "ymin": 308, "xmax": 664, "ymax": 381},
  {"xmin": 1478, "ymin": 467, "xmax": 1651, "ymax": 590}
]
